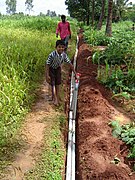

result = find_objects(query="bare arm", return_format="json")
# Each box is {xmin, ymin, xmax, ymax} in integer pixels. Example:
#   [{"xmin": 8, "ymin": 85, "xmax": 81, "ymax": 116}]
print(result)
[
  {"xmin": 56, "ymin": 22, "xmax": 60, "ymax": 37},
  {"xmin": 69, "ymin": 63, "xmax": 77, "ymax": 77},
  {"xmin": 45, "ymin": 64, "xmax": 50, "ymax": 83}
]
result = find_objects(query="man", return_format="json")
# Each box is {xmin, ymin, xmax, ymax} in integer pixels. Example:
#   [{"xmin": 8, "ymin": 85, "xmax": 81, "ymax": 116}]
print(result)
[{"xmin": 56, "ymin": 15, "xmax": 71, "ymax": 51}]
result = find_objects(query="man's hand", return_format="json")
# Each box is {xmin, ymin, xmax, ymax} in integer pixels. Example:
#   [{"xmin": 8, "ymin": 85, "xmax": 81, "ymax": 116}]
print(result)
[{"xmin": 56, "ymin": 33, "xmax": 58, "ymax": 38}]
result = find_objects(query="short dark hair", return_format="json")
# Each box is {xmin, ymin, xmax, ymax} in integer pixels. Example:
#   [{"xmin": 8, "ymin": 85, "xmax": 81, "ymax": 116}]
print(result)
[
  {"xmin": 61, "ymin": 15, "xmax": 66, "ymax": 19},
  {"xmin": 56, "ymin": 40, "xmax": 65, "ymax": 47}
]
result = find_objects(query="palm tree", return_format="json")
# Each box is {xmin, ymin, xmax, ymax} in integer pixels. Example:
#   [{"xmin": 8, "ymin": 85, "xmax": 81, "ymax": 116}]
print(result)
[
  {"xmin": 97, "ymin": 0, "xmax": 106, "ymax": 30},
  {"xmin": 91, "ymin": 0, "xmax": 95, "ymax": 27},
  {"xmin": 105, "ymin": 0, "xmax": 113, "ymax": 36},
  {"xmin": 113, "ymin": 0, "xmax": 130, "ymax": 21}
]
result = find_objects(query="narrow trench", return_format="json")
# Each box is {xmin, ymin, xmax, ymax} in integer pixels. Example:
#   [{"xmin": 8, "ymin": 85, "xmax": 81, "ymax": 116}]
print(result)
[
  {"xmin": 75, "ymin": 111, "xmax": 81, "ymax": 180},
  {"xmin": 64, "ymin": 86, "xmax": 81, "ymax": 180},
  {"xmin": 63, "ymin": 52, "xmax": 81, "ymax": 180},
  {"xmin": 64, "ymin": 98, "xmax": 80, "ymax": 180},
  {"xmin": 63, "ymin": 35, "xmax": 83, "ymax": 179}
]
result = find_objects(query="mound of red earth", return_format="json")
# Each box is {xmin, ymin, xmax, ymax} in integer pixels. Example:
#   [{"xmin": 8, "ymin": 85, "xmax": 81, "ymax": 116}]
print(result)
[{"xmin": 75, "ymin": 33, "xmax": 135, "ymax": 179}]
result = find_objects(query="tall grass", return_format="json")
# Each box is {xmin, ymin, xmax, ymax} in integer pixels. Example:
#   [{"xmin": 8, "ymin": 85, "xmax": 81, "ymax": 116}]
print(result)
[
  {"xmin": 0, "ymin": 15, "xmax": 58, "ymax": 31},
  {"xmin": 0, "ymin": 15, "xmax": 78, "ymax": 178},
  {"xmin": 0, "ymin": 15, "xmax": 63, "ymax": 147}
]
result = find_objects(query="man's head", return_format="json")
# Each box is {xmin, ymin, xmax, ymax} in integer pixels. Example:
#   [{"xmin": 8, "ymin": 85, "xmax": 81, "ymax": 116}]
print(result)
[
  {"xmin": 55, "ymin": 40, "xmax": 65, "ymax": 54},
  {"xmin": 61, "ymin": 15, "xmax": 66, "ymax": 23}
]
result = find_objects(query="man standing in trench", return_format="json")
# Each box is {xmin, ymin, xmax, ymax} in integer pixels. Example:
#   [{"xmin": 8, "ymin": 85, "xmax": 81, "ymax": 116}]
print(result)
[{"xmin": 56, "ymin": 15, "xmax": 71, "ymax": 51}]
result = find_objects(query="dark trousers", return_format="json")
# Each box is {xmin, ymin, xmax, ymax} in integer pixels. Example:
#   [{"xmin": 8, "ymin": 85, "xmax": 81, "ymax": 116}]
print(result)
[{"xmin": 49, "ymin": 66, "xmax": 61, "ymax": 85}]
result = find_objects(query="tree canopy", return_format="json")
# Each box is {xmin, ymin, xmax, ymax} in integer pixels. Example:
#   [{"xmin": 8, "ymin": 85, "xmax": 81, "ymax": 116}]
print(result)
[
  {"xmin": 5, "ymin": 0, "xmax": 34, "ymax": 15},
  {"xmin": 65, "ymin": 0, "xmax": 135, "ymax": 25},
  {"xmin": 25, "ymin": 0, "xmax": 34, "ymax": 14},
  {"xmin": 5, "ymin": 0, "xmax": 17, "ymax": 14}
]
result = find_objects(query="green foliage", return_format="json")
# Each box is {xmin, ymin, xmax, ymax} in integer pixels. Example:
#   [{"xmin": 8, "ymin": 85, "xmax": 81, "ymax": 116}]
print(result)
[
  {"xmin": 112, "ymin": 92, "xmax": 134, "ymax": 100},
  {"xmin": 122, "ymin": 5, "xmax": 135, "ymax": 22},
  {"xmin": 84, "ymin": 27, "xmax": 111, "ymax": 46},
  {"xmin": 104, "ymin": 67, "xmax": 135, "ymax": 95},
  {"xmin": 112, "ymin": 0, "xmax": 133, "ymax": 21},
  {"xmin": 110, "ymin": 120, "xmax": 123, "ymax": 137},
  {"xmin": 97, "ymin": 32, "xmax": 135, "ymax": 65},
  {"xmin": 89, "ymin": 21, "xmax": 135, "ymax": 99},
  {"xmin": 65, "ymin": 0, "xmax": 135, "ymax": 24},
  {"xmin": 110, "ymin": 120, "xmax": 135, "ymax": 159},
  {"xmin": 65, "ymin": 0, "xmax": 104, "ymax": 25}
]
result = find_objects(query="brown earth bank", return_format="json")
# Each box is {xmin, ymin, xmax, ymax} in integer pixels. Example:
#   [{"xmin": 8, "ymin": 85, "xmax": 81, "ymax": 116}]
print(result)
[{"xmin": 75, "ymin": 33, "xmax": 135, "ymax": 179}]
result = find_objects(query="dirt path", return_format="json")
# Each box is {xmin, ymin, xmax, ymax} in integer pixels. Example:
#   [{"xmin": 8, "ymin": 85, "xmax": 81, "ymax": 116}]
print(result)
[
  {"xmin": 75, "ymin": 34, "xmax": 135, "ymax": 179},
  {"xmin": 2, "ymin": 81, "xmax": 56, "ymax": 180}
]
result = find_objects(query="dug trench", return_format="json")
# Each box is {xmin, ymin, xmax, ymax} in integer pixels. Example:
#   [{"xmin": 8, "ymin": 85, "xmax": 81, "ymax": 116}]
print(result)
[{"xmin": 66, "ymin": 33, "xmax": 135, "ymax": 179}]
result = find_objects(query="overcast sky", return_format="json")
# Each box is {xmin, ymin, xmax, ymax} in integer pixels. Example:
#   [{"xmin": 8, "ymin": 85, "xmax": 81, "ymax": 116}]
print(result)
[
  {"xmin": 0, "ymin": 0, "xmax": 69, "ymax": 16},
  {"xmin": 0, "ymin": 0, "xmax": 135, "ymax": 16}
]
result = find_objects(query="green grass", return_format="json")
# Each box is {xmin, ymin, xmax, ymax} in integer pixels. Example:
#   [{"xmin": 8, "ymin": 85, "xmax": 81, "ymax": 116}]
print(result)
[{"xmin": 0, "ymin": 27, "xmax": 55, "ymax": 147}]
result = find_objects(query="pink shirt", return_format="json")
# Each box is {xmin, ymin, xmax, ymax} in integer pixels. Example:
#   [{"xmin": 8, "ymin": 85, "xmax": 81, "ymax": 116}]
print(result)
[{"xmin": 56, "ymin": 21, "xmax": 71, "ymax": 39}]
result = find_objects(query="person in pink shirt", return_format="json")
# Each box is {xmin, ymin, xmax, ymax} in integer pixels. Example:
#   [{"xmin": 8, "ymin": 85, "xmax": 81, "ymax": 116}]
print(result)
[{"xmin": 56, "ymin": 15, "xmax": 71, "ymax": 51}]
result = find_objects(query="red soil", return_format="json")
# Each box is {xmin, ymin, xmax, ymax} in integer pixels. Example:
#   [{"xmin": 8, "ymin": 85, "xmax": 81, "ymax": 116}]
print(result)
[{"xmin": 75, "ymin": 33, "xmax": 135, "ymax": 179}]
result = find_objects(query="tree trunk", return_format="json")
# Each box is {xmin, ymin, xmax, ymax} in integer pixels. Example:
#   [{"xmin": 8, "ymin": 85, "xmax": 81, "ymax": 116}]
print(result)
[
  {"xmin": 105, "ymin": 0, "xmax": 113, "ymax": 36},
  {"xmin": 86, "ymin": 14, "xmax": 90, "ymax": 26},
  {"xmin": 86, "ymin": 0, "xmax": 90, "ymax": 26},
  {"xmin": 97, "ymin": 0, "xmax": 105, "ymax": 30},
  {"xmin": 91, "ymin": 0, "xmax": 95, "ymax": 27}
]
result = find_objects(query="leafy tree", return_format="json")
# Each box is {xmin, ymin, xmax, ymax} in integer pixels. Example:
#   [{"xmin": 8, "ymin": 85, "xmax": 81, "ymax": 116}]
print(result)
[
  {"xmin": 5, "ymin": 0, "xmax": 17, "ymax": 14},
  {"xmin": 25, "ymin": 0, "xmax": 34, "ymax": 14},
  {"xmin": 46, "ymin": 10, "xmax": 57, "ymax": 17},
  {"xmin": 65, "ymin": 0, "xmax": 134, "ymax": 26},
  {"xmin": 65, "ymin": 0, "xmax": 83, "ymax": 21},
  {"xmin": 123, "ymin": 4, "xmax": 135, "ymax": 22},
  {"xmin": 65, "ymin": 0, "xmax": 90, "ymax": 25},
  {"xmin": 113, "ymin": 0, "xmax": 131, "ymax": 21},
  {"xmin": 65, "ymin": 0, "xmax": 103, "ymax": 25}
]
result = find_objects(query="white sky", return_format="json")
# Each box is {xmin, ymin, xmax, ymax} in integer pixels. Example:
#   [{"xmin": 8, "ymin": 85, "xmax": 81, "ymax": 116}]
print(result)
[
  {"xmin": 0, "ymin": 0, "xmax": 69, "ymax": 16},
  {"xmin": 0, "ymin": 0, "xmax": 135, "ymax": 16}
]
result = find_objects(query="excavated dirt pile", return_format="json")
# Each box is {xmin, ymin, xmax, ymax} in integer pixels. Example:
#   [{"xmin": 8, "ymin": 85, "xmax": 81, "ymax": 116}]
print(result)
[{"xmin": 75, "ymin": 33, "xmax": 135, "ymax": 180}]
